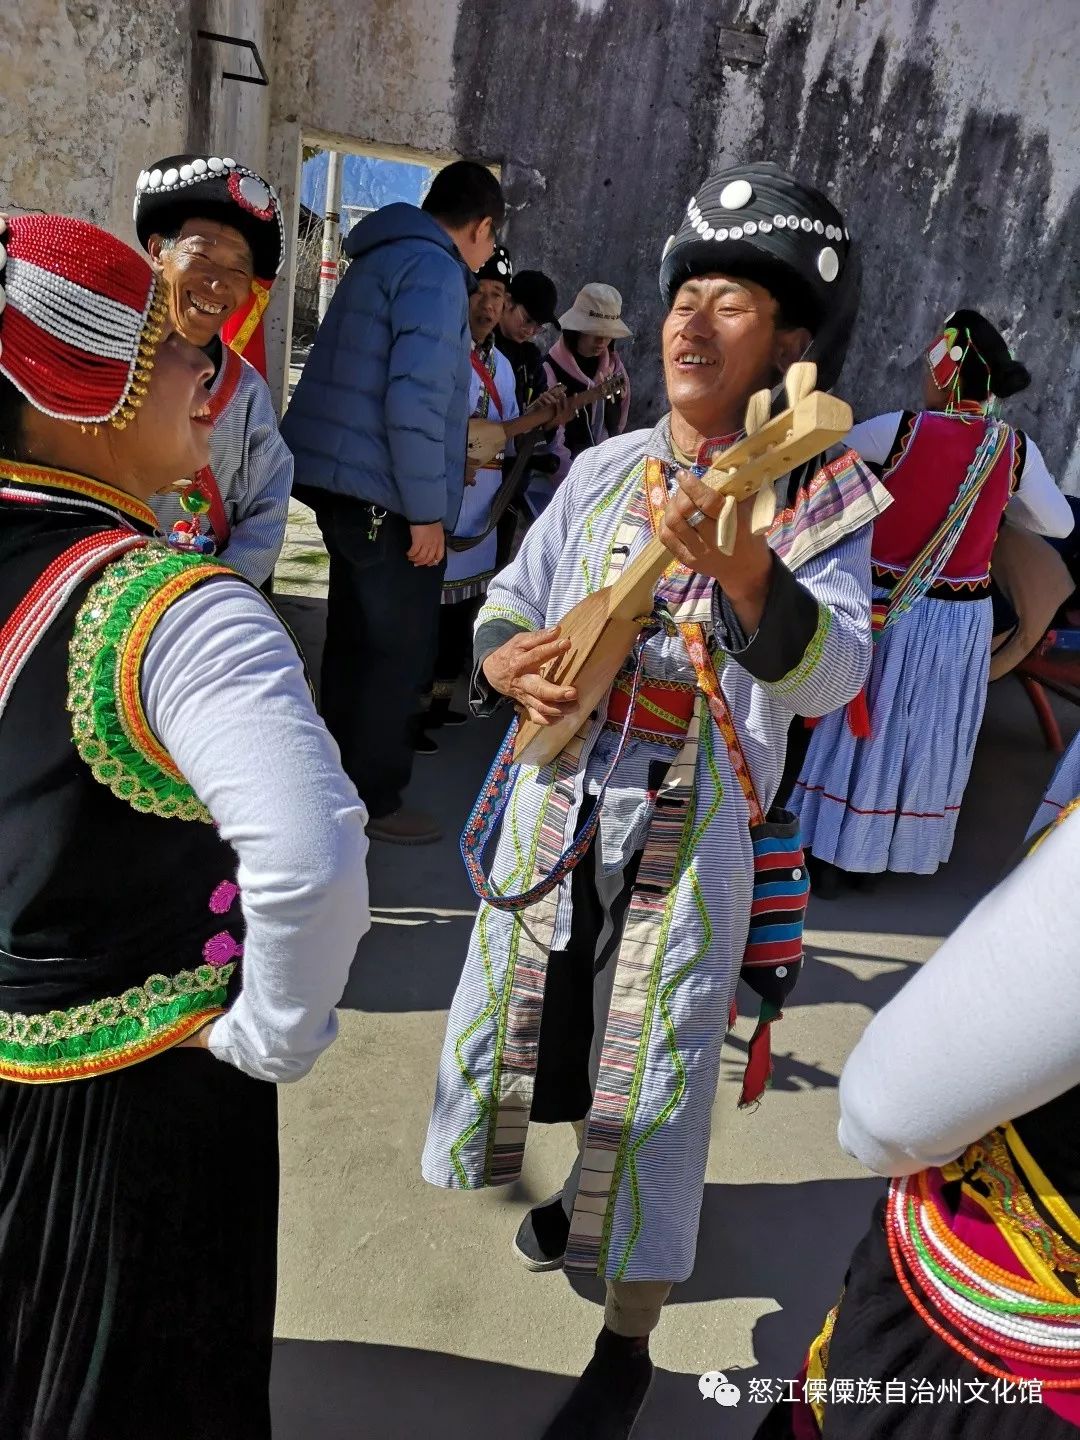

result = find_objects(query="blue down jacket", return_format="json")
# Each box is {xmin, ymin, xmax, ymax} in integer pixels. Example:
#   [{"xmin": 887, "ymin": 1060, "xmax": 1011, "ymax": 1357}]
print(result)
[{"xmin": 282, "ymin": 203, "xmax": 472, "ymax": 528}]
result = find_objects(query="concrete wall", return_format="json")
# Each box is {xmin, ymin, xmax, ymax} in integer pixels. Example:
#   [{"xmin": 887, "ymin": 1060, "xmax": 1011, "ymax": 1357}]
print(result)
[
  {"xmin": 451, "ymin": 0, "xmax": 1080, "ymax": 488},
  {"xmin": 4, "ymin": 0, "xmax": 1080, "ymax": 485},
  {"xmin": 0, "ymin": 0, "xmax": 190, "ymax": 235}
]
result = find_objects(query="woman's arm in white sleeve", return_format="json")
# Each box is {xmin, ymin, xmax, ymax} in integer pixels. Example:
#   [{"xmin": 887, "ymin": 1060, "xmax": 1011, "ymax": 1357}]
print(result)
[
  {"xmin": 845, "ymin": 411, "xmax": 905, "ymax": 468},
  {"xmin": 140, "ymin": 577, "xmax": 371, "ymax": 1082},
  {"xmin": 838, "ymin": 806, "xmax": 1080, "ymax": 1176},
  {"xmin": 1006, "ymin": 435, "xmax": 1075, "ymax": 538}
]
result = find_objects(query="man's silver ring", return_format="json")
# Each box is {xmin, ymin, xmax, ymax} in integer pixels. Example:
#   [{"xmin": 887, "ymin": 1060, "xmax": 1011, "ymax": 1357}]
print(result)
[{"xmin": 686, "ymin": 508, "xmax": 707, "ymax": 529}]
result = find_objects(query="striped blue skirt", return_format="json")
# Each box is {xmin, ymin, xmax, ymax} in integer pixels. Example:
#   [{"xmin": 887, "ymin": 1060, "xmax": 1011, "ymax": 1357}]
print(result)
[
  {"xmin": 791, "ymin": 594, "xmax": 992, "ymax": 874},
  {"xmin": 1026, "ymin": 730, "xmax": 1080, "ymax": 841}
]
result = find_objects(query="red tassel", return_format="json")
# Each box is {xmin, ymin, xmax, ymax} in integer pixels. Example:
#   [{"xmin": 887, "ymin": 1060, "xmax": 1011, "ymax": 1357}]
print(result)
[
  {"xmin": 739, "ymin": 1016, "xmax": 775, "ymax": 1108},
  {"xmin": 728, "ymin": 998, "xmax": 738, "ymax": 1031},
  {"xmin": 804, "ymin": 715, "xmax": 820, "ymax": 730},
  {"xmin": 846, "ymin": 686, "xmax": 872, "ymax": 739}
]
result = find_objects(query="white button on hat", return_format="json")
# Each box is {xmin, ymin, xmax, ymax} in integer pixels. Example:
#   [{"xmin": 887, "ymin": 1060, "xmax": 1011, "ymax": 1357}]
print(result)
[
  {"xmin": 818, "ymin": 246, "xmax": 840, "ymax": 282},
  {"xmin": 719, "ymin": 179, "xmax": 753, "ymax": 209}
]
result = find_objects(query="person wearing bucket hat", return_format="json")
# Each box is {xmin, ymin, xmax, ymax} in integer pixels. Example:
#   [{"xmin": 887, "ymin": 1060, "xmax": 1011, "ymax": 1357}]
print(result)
[
  {"xmin": 542, "ymin": 281, "xmax": 633, "ymax": 484},
  {"xmin": 790, "ymin": 308, "xmax": 1071, "ymax": 897},
  {"xmin": 0, "ymin": 213, "xmax": 368, "ymax": 1438},
  {"xmin": 422, "ymin": 162, "xmax": 893, "ymax": 1440},
  {"xmin": 133, "ymin": 153, "xmax": 292, "ymax": 586}
]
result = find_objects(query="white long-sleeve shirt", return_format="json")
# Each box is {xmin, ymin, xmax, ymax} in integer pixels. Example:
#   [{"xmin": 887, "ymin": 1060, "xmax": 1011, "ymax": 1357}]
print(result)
[
  {"xmin": 838, "ymin": 805, "xmax": 1080, "ymax": 1176},
  {"xmin": 141, "ymin": 578, "xmax": 370, "ymax": 1082},
  {"xmin": 847, "ymin": 411, "xmax": 1074, "ymax": 539}
]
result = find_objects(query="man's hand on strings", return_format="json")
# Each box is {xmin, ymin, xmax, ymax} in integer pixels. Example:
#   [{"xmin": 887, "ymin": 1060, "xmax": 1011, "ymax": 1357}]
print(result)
[
  {"xmin": 660, "ymin": 468, "xmax": 773, "ymax": 634},
  {"xmin": 482, "ymin": 627, "xmax": 578, "ymax": 726}
]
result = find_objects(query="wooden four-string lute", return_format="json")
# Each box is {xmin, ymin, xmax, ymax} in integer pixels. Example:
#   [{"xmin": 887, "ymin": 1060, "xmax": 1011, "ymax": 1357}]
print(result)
[
  {"xmin": 467, "ymin": 371, "xmax": 626, "ymax": 467},
  {"xmin": 513, "ymin": 362, "xmax": 852, "ymax": 766}
]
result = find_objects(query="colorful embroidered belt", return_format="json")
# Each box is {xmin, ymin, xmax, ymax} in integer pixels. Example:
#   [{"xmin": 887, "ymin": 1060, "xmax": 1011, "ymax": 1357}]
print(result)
[
  {"xmin": 603, "ymin": 672, "xmax": 696, "ymax": 748},
  {"xmin": 0, "ymin": 961, "xmax": 235, "ymax": 1083},
  {"xmin": 887, "ymin": 1123, "xmax": 1080, "ymax": 1395},
  {"xmin": 872, "ymin": 562, "xmax": 991, "ymax": 602}
]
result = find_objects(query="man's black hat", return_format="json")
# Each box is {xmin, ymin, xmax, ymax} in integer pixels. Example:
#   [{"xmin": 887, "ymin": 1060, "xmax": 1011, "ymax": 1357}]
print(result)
[{"xmin": 134, "ymin": 154, "xmax": 285, "ymax": 281}]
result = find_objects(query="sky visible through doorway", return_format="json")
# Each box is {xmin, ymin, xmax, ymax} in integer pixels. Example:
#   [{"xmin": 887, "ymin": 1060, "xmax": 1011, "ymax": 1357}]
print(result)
[{"xmin": 300, "ymin": 151, "xmax": 434, "ymax": 233}]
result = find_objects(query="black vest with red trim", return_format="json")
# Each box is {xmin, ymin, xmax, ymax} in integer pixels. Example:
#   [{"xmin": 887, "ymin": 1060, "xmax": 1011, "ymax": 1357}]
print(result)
[
  {"xmin": 0, "ymin": 465, "xmax": 244, "ymax": 1081},
  {"xmin": 869, "ymin": 410, "xmax": 1023, "ymax": 598}
]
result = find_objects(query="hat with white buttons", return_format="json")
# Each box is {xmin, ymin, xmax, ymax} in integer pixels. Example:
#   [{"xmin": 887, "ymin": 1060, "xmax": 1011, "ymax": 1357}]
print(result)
[
  {"xmin": 659, "ymin": 161, "xmax": 859, "ymax": 390},
  {"xmin": 133, "ymin": 154, "xmax": 285, "ymax": 281}
]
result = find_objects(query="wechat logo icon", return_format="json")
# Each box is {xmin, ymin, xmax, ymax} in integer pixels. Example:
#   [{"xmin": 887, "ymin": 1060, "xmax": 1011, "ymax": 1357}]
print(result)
[{"xmin": 698, "ymin": 1370, "xmax": 742, "ymax": 1407}]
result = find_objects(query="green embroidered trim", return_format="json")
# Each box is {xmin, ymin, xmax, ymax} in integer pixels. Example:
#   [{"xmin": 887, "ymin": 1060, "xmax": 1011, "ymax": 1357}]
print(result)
[
  {"xmin": 449, "ymin": 905, "xmax": 500, "ymax": 1187},
  {"xmin": 597, "ymin": 461, "xmax": 647, "ymax": 590},
  {"xmin": 0, "ymin": 962, "xmax": 235, "ymax": 1075},
  {"xmin": 583, "ymin": 468, "xmax": 632, "ymax": 546},
  {"xmin": 771, "ymin": 603, "xmax": 832, "ymax": 696},
  {"xmin": 477, "ymin": 603, "xmax": 539, "ymax": 632},
  {"xmin": 67, "ymin": 546, "xmax": 221, "ymax": 823}
]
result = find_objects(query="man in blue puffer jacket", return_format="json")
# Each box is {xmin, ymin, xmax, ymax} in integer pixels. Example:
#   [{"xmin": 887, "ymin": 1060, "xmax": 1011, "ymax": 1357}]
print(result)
[{"xmin": 284, "ymin": 161, "xmax": 505, "ymax": 845}]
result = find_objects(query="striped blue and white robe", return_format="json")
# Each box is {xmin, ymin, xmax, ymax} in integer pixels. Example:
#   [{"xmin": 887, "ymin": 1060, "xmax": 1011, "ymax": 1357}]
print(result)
[
  {"xmin": 422, "ymin": 417, "xmax": 890, "ymax": 1282},
  {"xmin": 151, "ymin": 346, "xmax": 292, "ymax": 585}
]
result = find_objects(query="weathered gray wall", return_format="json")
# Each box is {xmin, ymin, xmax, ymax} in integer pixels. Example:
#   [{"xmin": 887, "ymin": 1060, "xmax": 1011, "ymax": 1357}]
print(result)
[
  {"xmin": 0, "ymin": 1, "xmax": 190, "ymax": 235},
  {"xmin": 452, "ymin": 0, "xmax": 1080, "ymax": 488},
  {"xmin": 4, "ymin": 0, "xmax": 1080, "ymax": 486}
]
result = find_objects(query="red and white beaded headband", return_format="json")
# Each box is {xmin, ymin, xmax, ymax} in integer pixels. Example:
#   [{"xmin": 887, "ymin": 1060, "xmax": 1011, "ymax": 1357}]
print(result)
[{"xmin": 0, "ymin": 213, "xmax": 168, "ymax": 426}]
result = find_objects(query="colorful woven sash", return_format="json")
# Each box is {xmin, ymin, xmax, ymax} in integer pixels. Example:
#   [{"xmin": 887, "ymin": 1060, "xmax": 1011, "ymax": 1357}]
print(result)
[
  {"xmin": 603, "ymin": 670, "xmax": 696, "ymax": 747},
  {"xmin": 641, "ymin": 459, "xmax": 810, "ymax": 1104}
]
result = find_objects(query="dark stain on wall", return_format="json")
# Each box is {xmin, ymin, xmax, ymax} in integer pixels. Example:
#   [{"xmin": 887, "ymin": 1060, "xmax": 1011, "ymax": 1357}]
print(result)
[
  {"xmin": 187, "ymin": 0, "xmax": 217, "ymax": 155},
  {"xmin": 451, "ymin": 0, "xmax": 1080, "ymax": 480}
]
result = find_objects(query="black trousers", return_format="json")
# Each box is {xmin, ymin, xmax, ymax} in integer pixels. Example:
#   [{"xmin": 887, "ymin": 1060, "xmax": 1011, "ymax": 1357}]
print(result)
[
  {"xmin": 0, "ymin": 1049, "xmax": 278, "ymax": 1440},
  {"xmin": 298, "ymin": 488, "xmax": 444, "ymax": 818},
  {"xmin": 531, "ymin": 825, "xmax": 643, "ymax": 1124},
  {"xmin": 433, "ymin": 596, "xmax": 482, "ymax": 700}
]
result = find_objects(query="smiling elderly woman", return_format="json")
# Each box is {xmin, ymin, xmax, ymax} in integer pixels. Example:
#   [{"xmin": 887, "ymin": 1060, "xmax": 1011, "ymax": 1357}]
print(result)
[{"xmin": 0, "ymin": 215, "xmax": 369, "ymax": 1440}]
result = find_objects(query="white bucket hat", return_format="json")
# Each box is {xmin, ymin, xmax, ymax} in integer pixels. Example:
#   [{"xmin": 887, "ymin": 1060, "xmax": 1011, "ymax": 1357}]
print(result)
[{"xmin": 558, "ymin": 282, "xmax": 632, "ymax": 339}]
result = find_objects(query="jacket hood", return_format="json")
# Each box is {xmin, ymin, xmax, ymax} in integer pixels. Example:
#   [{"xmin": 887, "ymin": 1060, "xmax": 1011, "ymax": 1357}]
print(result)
[{"xmin": 344, "ymin": 202, "xmax": 460, "ymax": 262}]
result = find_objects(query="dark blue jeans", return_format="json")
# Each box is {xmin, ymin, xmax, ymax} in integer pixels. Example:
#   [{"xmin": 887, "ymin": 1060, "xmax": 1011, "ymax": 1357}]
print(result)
[{"xmin": 298, "ymin": 488, "xmax": 444, "ymax": 818}]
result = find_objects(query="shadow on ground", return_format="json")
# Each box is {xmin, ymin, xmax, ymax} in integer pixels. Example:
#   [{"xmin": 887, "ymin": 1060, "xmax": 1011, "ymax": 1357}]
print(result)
[{"xmin": 271, "ymin": 1338, "xmax": 707, "ymax": 1440}]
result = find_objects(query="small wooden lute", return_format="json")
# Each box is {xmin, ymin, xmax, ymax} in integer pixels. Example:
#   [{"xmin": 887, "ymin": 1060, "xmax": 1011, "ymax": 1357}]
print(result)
[
  {"xmin": 467, "ymin": 370, "xmax": 626, "ymax": 467},
  {"xmin": 512, "ymin": 362, "xmax": 851, "ymax": 767}
]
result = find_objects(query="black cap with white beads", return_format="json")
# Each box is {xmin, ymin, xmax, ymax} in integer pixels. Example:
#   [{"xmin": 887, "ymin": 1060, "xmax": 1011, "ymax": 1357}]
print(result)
[
  {"xmin": 476, "ymin": 244, "xmax": 513, "ymax": 286},
  {"xmin": 133, "ymin": 154, "xmax": 285, "ymax": 281},
  {"xmin": 659, "ymin": 162, "xmax": 860, "ymax": 390}
]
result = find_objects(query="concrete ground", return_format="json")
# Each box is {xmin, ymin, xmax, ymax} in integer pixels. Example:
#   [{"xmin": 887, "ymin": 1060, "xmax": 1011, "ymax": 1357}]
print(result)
[{"xmin": 269, "ymin": 556, "xmax": 1074, "ymax": 1440}]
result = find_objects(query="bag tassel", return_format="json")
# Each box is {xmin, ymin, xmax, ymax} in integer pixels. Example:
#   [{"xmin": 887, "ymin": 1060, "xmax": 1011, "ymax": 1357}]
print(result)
[{"xmin": 739, "ymin": 1000, "xmax": 782, "ymax": 1109}]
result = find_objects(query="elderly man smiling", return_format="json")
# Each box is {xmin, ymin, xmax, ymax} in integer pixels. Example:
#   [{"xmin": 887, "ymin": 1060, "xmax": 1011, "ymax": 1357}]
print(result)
[
  {"xmin": 133, "ymin": 154, "xmax": 291, "ymax": 585},
  {"xmin": 422, "ymin": 163, "xmax": 891, "ymax": 1440}
]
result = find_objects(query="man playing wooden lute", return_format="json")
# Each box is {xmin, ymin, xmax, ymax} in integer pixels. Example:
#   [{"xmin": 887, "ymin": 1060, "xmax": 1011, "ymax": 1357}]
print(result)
[{"xmin": 423, "ymin": 162, "xmax": 892, "ymax": 1440}]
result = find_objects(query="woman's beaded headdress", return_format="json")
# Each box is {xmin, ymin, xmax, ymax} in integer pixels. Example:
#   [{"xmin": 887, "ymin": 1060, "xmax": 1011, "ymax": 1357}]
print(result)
[{"xmin": 0, "ymin": 213, "xmax": 168, "ymax": 427}]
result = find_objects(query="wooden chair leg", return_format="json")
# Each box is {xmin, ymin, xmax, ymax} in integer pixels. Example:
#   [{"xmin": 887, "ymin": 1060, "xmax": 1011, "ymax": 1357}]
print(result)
[{"xmin": 1018, "ymin": 674, "xmax": 1064, "ymax": 753}]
